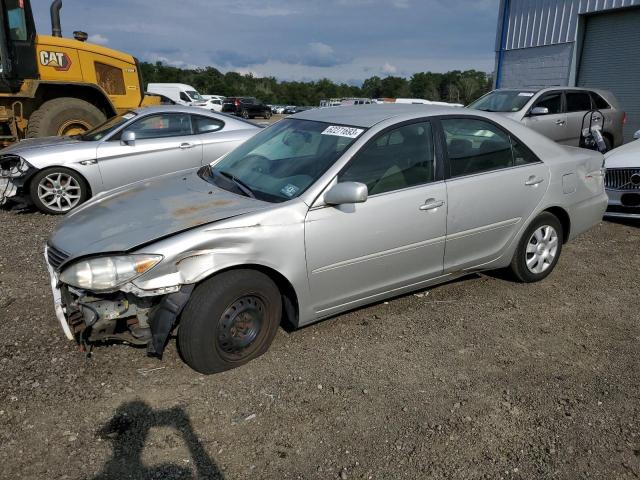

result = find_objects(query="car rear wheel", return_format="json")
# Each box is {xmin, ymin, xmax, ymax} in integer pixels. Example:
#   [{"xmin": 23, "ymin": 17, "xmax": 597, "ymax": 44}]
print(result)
[
  {"xmin": 178, "ymin": 270, "xmax": 282, "ymax": 374},
  {"xmin": 509, "ymin": 212, "xmax": 563, "ymax": 283},
  {"xmin": 29, "ymin": 167, "xmax": 90, "ymax": 214},
  {"xmin": 264, "ymin": 110, "xmax": 272, "ymax": 119},
  {"xmin": 241, "ymin": 109, "xmax": 250, "ymax": 119}
]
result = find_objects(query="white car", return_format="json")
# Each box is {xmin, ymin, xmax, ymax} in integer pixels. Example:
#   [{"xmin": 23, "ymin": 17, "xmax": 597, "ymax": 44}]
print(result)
[
  {"xmin": 603, "ymin": 130, "xmax": 640, "ymax": 219},
  {"xmin": 201, "ymin": 95, "xmax": 225, "ymax": 112}
]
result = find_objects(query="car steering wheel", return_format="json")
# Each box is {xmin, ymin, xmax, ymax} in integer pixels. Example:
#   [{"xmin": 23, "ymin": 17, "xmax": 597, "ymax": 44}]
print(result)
[{"xmin": 244, "ymin": 154, "xmax": 271, "ymax": 174}]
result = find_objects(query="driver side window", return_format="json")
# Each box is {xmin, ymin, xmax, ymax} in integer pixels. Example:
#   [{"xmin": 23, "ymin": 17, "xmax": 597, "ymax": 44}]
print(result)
[
  {"xmin": 532, "ymin": 92, "xmax": 562, "ymax": 114},
  {"xmin": 123, "ymin": 113, "xmax": 193, "ymax": 140},
  {"xmin": 339, "ymin": 122, "xmax": 435, "ymax": 195}
]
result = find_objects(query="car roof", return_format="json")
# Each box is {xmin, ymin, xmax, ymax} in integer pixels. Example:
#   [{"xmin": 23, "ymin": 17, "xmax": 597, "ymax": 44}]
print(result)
[
  {"xmin": 132, "ymin": 105, "xmax": 226, "ymax": 116},
  {"xmin": 495, "ymin": 86, "xmax": 610, "ymax": 94},
  {"xmin": 290, "ymin": 104, "xmax": 464, "ymax": 128},
  {"xmin": 130, "ymin": 105, "xmax": 261, "ymax": 128}
]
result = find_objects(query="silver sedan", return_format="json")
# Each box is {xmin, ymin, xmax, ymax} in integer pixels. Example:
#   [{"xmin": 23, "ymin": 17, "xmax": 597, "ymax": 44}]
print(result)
[
  {"xmin": 45, "ymin": 104, "xmax": 608, "ymax": 373},
  {"xmin": 0, "ymin": 106, "xmax": 260, "ymax": 214}
]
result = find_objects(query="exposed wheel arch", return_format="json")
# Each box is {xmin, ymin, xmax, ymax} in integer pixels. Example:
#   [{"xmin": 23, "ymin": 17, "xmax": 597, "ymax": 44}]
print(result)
[
  {"xmin": 193, "ymin": 264, "xmax": 300, "ymax": 329},
  {"xmin": 543, "ymin": 206, "xmax": 571, "ymax": 244}
]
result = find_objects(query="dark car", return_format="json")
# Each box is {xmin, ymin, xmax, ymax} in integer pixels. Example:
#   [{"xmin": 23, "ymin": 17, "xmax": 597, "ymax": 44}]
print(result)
[{"xmin": 222, "ymin": 97, "xmax": 272, "ymax": 119}]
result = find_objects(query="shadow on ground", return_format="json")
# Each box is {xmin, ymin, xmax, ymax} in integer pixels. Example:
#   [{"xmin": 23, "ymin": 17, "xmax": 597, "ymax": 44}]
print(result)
[{"xmin": 90, "ymin": 401, "xmax": 223, "ymax": 480}]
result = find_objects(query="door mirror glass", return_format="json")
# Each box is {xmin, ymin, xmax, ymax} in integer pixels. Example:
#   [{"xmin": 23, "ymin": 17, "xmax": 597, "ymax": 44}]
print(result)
[
  {"xmin": 634, "ymin": 130, "xmax": 640, "ymax": 140},
  {"xmin": 121, "ymin": 130, "xmax": 136, "ymax": 146},
  {"xmin": 324, "ymin": 182, "xmax": 368, "ymax": 205},
  {"xmin": 530, "ymin": 106, "xmax": 550, "ymax": 116}
]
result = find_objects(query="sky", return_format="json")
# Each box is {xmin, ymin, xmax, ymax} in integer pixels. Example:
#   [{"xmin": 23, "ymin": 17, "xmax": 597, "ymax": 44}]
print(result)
[{"xmin": 35, "ymin": 0, "xmax": 500, "ymax": 84}]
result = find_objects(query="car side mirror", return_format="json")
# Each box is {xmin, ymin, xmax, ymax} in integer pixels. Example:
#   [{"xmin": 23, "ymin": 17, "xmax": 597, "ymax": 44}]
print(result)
[
  {"xmin": 121, "ymin": 130, "xmax": 136, "ymax": 146},
  {"xmin": 324, "ymin": 182, "xmax": 368, "ymax": 206},
  {"xmin": 530, "ymin": 106, "xmax": 550, "ymax": 116},
  {"xmin": 634, "ymin": 130, "xmax": 640, "ymax": 140}
]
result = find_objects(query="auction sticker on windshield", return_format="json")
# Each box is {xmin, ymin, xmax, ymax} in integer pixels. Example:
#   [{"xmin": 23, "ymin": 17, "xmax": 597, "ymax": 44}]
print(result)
[{"xmin": 322, "ymin": 125, "xmax": 364, "ymax": 138}]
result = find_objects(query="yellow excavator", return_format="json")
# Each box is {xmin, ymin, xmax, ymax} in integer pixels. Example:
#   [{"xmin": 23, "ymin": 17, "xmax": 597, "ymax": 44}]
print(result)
[{"xmin": 0, "ymin": 0, "xmax": 158, "ymax": 145}]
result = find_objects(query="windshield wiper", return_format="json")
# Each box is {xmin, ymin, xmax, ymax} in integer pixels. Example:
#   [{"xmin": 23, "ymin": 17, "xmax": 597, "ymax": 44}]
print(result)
[{"xmin": 216, "ymin": 170, "xmax": 256, "ymax": 198}]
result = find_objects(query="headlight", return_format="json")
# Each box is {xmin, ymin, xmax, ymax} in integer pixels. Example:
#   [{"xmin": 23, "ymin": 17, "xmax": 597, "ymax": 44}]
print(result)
[{"xmin": 60, "ymin": 254, "xmax": 163, "ymax": 291}]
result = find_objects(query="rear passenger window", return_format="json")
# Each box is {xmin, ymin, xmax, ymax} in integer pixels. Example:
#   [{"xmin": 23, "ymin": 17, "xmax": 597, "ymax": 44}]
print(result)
[
  {"xmin": 566, "ymin": 92, "xmax": 592, "ymax": 112},
  {"xmin": 532, "ymin": 92, "xmax": 562, "ymax": 114},
  {"xmin": 339, "ymin": 122, "xmax": 435, "ymax": 195},
  {"xmin": 511, "ymin": 137, "xmax": 539, "ymax": 166},
  {"xmin": 442, "ymin": 118, "xmax": 513, "ymax": 177},
  {"xmin": 192, "ymin": 115, "xmax": 224, "ymax": 134},
  {"xmin": 591, "ymin": 93, "xmax": 610, "ymax": 110}
]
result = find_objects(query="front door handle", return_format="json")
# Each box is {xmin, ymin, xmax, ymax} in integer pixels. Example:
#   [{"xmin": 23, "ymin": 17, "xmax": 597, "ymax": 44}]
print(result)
[
  {"xmin": 525, "ymin": 176, "xmax": 545, "ymax": 186},
  {"xmin": 555, "ymin": 119, "xmax": 566, "ymax": 126},
  {"xmin": 419, "ymin": 198, "xmax": 445, "ymax": 211},
  {"xmin": 179, "ymin": 142, "xmax": 196, "ymax": 149}
]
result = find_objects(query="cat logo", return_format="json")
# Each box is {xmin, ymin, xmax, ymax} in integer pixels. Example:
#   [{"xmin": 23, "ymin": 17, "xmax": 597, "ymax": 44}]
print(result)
[{"xmin": 39, "ymin": 51, "xmax": 72, "ymax": 72}]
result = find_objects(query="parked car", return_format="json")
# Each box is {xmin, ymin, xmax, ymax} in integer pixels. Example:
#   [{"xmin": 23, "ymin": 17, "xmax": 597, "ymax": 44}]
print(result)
[
  {"xmin": 0, "ymin": 106, "xmax": 260, "ymax": 214},
  {"xmin": 283, "ymin": 105, "xmax": 300, "ymax": 114},
  {"xmin": 43, "ymin": 104, "xmax": 607, "ymax": 374},
  {"xmin": 147, "ymin": 83, "xmax": 207, "ymax": 106},
  {"xmin": 603, "ymin": 129, "xmax": 640, "ymax": 219},
  {"xmin": 272, "ymin": 105, "xmax": 287, "ymax": 114},
  {"xmin": 468, "ymin": 87, "xmax": 625, "ymax": 150},
  {"xmin": 221, "ymin": 97, "xmax": 272, "ymax": 119},
  {"xmin": 200, "ymin": 97, "xmax": 224, "ymax": 112}
]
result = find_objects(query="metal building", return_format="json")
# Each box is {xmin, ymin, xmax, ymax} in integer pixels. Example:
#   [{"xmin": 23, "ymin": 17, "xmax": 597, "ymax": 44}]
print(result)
[{"xmin": 494, "ymin": 0, "xmax": 640, "ymax": 142}]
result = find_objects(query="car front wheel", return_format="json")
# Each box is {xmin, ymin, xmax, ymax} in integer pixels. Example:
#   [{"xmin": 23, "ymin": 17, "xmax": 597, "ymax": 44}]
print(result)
[
  {"xmin": 29, "ymin": 167, "xmax": 89, "ymax": 214},
  {"xmin": 178, "ymin": 270, "xmax": 282, "ymax": 374},
  {"xmin": 509, "ymin": 212, "xmax": 563, "ymax": 283}
]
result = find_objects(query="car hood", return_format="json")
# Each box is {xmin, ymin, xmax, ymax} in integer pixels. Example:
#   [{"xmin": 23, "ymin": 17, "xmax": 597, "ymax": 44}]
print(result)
[
  {"xmin": 2, "ymin": 136, "xmax": 83, "ymax": 155},
  {"xmin": 48, "ymin": 169, "xmax": 270, "ymax": 262},
  {"xmin": 604, "ymin": 140, "xmax": 640, "ymax": 169}
]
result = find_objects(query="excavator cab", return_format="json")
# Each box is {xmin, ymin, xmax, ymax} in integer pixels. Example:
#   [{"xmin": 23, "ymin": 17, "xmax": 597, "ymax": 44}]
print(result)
[{"xmin": 0, "ymin": 0, "xmax": 38, "ymax": 93}]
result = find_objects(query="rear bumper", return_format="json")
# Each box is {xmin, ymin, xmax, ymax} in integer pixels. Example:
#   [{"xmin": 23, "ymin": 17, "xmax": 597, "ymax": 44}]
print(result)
[{"xmin": 567, "ymin": 191, "xmax": 608, "ymax": 241}]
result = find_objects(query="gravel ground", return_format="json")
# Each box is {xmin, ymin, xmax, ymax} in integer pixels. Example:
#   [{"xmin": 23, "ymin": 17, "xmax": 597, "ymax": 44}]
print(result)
[{"xmin": 0, "ymin": 207, "xmax": 638, "ymax": 480}]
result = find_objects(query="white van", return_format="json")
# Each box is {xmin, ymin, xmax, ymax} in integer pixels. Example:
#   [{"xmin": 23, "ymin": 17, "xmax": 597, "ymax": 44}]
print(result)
[{"xmin": 147, "ymin": 83, "xmax": 206, "ymax": 106}]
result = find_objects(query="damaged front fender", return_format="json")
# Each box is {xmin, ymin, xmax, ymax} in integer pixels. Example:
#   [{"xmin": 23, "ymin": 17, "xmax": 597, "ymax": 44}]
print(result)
[{"xmin": 0, "ymin": 155, "xmax": 33, "ymax": 205}]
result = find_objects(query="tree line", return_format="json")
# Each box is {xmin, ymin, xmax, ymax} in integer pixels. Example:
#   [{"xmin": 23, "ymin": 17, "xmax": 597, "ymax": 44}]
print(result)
[{"xmin": 140, "ymin": 62, "xmax": 492, "ymax": 107}]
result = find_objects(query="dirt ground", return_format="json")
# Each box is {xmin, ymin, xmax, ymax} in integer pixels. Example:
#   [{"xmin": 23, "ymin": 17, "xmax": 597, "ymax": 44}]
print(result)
[{"xmin": 0, "ymin": 207, "xmax": 638, "ymax": 480}]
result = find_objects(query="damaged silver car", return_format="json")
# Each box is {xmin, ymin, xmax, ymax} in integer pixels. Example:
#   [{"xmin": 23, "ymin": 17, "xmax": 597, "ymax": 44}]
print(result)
[
  {"xmin": 45, "ymin": 105, "xmax": 607, "ymax": 374},
  {"xmin": 0, "ymin": 106, "xmax": 260, "ymax": 214}
]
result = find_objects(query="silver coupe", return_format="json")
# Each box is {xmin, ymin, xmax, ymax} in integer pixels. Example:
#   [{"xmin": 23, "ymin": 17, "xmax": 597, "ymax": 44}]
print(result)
[
  {"xmin": 0, "ymin": 106, "xmax": 260, "ymax": 214},
  {"xmin": 44, "ymin": 105, "xmax": 608, "ymax": 373}
]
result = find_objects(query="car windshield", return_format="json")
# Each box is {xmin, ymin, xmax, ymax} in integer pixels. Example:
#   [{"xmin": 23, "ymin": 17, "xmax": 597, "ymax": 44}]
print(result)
[
  {"xmin": 201, "ymin": 119, "xmax": 364, "ymax": 203},
  {"xmin": 187, "ymin": 90, "xmax": 204, "ymax": 101},
  {"xmin": 79, "ymin": 112, "xmax": 137, "ymax": 141},
  {"xmin": 468, "ymin": 90, "xmax": 536, "ymax": 112}
]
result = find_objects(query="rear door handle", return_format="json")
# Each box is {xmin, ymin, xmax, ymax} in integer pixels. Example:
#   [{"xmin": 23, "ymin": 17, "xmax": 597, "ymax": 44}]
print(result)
[
  {"xmin": 555, "ymin": 120, "xmax": 566, "ymax": 126},
  {"xmin": 525, "ymin": 176, "xmax": 545, "ymax": 186},
  {"xmin": 179, "ymin": 142, "xmax": 196, "ymax": 149},
  {"xmin": 419, "ymin": 199, "xmax": 445, "ymax": 211}
]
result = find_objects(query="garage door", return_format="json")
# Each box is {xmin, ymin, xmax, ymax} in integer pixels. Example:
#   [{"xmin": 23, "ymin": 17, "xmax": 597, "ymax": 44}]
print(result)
[{"xmin": 577, "ymin": 8, "xmax": 640, "ymax": 144}]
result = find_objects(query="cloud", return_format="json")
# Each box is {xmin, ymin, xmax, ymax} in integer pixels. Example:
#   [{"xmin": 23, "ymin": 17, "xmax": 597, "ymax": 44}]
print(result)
[
  {"xmin": 382, "ymin": 62, "xmax": 397, "ymax": 74},
  {"xmin": 87, "ymin": 33, "xmax": 108, "ymax": 45},
  {"xmin": 34, "ymin": 0, "xmax": 499, "ymax": 83}
]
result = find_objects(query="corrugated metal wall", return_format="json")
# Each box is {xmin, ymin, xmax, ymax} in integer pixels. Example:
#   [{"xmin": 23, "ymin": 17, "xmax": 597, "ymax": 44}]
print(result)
[{"xmin": 503, "ymin": 0, "xmax": 640, "ymax": 50}]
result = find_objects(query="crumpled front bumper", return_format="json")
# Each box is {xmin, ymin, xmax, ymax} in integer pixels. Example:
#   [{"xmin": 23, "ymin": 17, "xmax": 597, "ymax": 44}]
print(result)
[
  {"xmin": 0, "ymin": 155, "xmax": 32, "ymax": 205},
  {"xmin": 44, "ymin": 248, "xmax": 194, "ymax": 357}
]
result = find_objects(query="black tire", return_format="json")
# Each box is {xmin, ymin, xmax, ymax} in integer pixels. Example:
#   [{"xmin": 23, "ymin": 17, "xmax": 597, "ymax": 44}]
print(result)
[
  {"xmin": 509, "ymin": 212, "xmax": 563, "ymax": 283},
  {"xmin": 29, "ymin": 167, "xmax": 90, "ymax": 215},
  {"xmin": 241, "ymin": 109, "xmax": 250, "ymax": 119},
  {"xmin": 178, "ymin": 270, "xmax": 282, "ymax": 374},
  {"xmin": 264, "ymin": 110, "xmax": 272, "ymax": 119},
  {"xmin": 27, "ymin": 98, "xmax": 106, "ymax": 138}
]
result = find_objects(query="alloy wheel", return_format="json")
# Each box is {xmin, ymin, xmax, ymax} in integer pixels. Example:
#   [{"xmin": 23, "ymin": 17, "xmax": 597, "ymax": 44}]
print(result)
[
  {"xmin": 37, "ymin": 172, "xmax": 82, "ymax": 212},
  {"xmin": 525, "ymin": 225, "xmax": 559, "ymax": 274}
]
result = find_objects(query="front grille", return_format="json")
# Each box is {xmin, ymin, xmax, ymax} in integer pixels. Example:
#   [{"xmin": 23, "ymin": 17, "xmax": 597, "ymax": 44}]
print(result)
[
  {"xmin": 605, "ymin": 168, "xmax": 640, "ymax": 191},
  {"xmin": 47, "ymin": 244, "xmax": 70, "ymax": 271}
]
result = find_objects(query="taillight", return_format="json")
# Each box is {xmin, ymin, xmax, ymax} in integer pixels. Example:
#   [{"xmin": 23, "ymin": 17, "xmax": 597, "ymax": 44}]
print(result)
[
  {"xmin": 623, "ymin": 112, "xmax": 627, "ymax": 124},
  {"xmin": 235, "ymin": 99, "xmax": 241, "ymax": 106}
]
